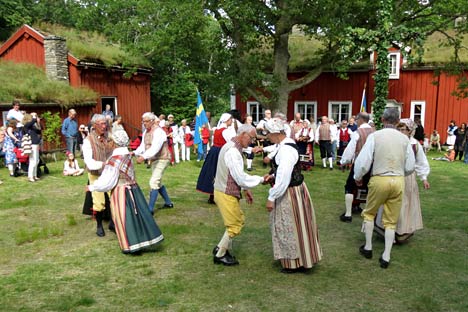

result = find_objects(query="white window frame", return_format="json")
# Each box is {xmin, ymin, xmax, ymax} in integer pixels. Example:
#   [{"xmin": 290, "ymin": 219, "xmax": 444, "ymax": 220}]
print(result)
[
  {"xmin": 247, "ymin": 101, "xmax": 264, "ymax": 123},
  {"xmin": 410, "ymin": 101, "xmax": 426, "ymax": 126},
  {"xmin": 328, "ymin": 101, "xmax": 352, "ymax": 123},
  {"xmin": 388, "ymin": 52, "xmax": 400, "ymax": 79},
  {"xmin": 294, "ymin": 101, "xmax": 317, "ymax": 123},
  {"xmin": 2, "ymin": 111, "xmax": 8, "ymax": 127}
]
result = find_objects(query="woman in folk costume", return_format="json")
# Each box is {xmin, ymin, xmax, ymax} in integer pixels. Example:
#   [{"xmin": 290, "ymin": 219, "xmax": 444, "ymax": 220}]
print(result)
[
  {"xmin": 196, "ymin": 113, "xmax": 235, "ymax": 204},
  {"xmin": 375, "ymin": 118, "xmax": 430, "ymax": 243},
  {"xmin": 87, "ymin": 130, "xmax": 163, "ymax": 254},
  {"xmin": 264, "ymin": 118, "xmax": 322, "ymax": 273}
]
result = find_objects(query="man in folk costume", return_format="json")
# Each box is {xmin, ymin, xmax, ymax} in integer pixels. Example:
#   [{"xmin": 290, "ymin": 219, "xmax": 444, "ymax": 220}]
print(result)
[
  {"xmin": 83, "ymin": 114, "xmax": 115, "ymax": 237},
  {"xmin": 354, "ymin": 108, "xmax": 415, "ymax": 268},
  {"xmin": 315, "ymin": 116, "xmax": 334, "ymax": 170},
  {"xmin": 212, "ymin": 124, "xmax": 265, "ymax": 266},
  {"xmin": 289, "ymin": 112, "xmax": 306, "ymax": 137},
  {"xmin": 134, "ymin": 112, "xmax": 174, "ymax": 214},
  {"xmin": 339, "ymin": 112, "xmax": 374, "ymax": 222},
  {"xmin": 337, "ymin": 119, "xmax": 352, "ymax": 166}
]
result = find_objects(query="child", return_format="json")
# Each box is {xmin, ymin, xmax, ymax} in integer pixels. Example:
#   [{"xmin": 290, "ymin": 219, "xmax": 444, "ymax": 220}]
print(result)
[
  {"xmin": 197, "ymin": 124, "xmax": 210, "ymax": 161},
  {"xmin": 432, "ymin": 146, "xmax": 455, "ymax": 162},
  {"xmin": 63, "ymin": 152, "xmax": 85, "ymax": 176}
]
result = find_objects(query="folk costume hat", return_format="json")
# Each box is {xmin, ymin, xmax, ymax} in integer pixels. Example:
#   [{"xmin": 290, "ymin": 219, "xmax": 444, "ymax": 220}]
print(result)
[
  {"xmin": 399, "ymin": 118, "xmax": 416, "ymax": 136},
  {"xmin": 112, "ymin": 130, "xmax": 130, "ymax": 147},
  {"xmin": 265, "ymin": 118, "xmax": 285, "ymax": 134},
  {"xmin": 217, "ymin": 113, "xmax": 232, "ymax": 128}
]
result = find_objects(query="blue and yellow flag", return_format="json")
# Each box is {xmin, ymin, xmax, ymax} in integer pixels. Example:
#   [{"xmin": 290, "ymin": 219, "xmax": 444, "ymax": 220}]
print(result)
[
  {"xmin": 360, "ymin": 86, "xmax": 367, "ymax": 113},
  {"xmin": 194, "ymin": 90, "xmax": 209, "ymax": 154}
]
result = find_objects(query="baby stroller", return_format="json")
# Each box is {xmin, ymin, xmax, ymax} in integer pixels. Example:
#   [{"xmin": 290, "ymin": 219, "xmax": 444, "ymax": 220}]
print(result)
[
  {"xmin": 37, "ymin": 155, "xmax": 50, "ymax": 177},
  {"xmin": 13, "ymin": 147, "xmax": 28, "ymax": 176}
]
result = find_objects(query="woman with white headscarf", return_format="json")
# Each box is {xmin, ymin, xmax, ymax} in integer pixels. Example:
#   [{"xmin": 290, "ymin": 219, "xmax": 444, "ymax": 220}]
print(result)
[
  {"xmin": 375, "ymin": 118, "xmax": 430, "ymax": 243},
  {"xmin": 196, "ymin": 113, "xmax": 235, "ymax": 204},
  {"xmin": 87, "ymin": 130, "xmax": 164, "ymax": 254},
  {"xmin": 264, "ymin": 117, "xmax": 322, "ymax": 273}
]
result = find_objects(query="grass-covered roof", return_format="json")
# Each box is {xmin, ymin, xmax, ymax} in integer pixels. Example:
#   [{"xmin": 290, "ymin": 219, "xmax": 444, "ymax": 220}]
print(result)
[
  {"xmin": 288, "ymin": 31, "xmax": 468, "ymax": 72},
  {"xmin": 0, "ymin": 60, "xmax": 97, "ymax": 107},
  {"xmin": 34, "ymin": 22, "xmax": 151, "ymax": 69}
]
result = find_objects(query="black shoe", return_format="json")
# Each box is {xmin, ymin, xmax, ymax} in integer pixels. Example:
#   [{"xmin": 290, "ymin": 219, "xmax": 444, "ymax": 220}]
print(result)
[
  {"xmin": 359, "ymin": 245, "xmax": 372, "ymax": 259},
  {"xmin": 339, "ymin": 213, "xmax": 352, "ymax": 223},
  {"xmin": 162, "ymin": 203, "xmax": 174, "ymax": 209},
  {"xmin": 207, "ymin": 198, "xmax": 216, "ymax": 205},
  {"xmin": 329, "ymin": 167, "xmax": 333, "ymax": 170},
  {"xmin": 280, "ymin": 267, "xmax": 307, "ymax": 274},
  {"xmin": 352, "ymin": 206, "xmax": 363, "ymax": 214},
  {"xmin": 246, "ymin": 168, "xmax": 252, "ymax": 171},
  {"xmin": 96, "ymin": 225, "xmax": 105, "ymax": 237},
  {"xmin": 214, "ymin": 252, "xmax": 239, "ymax": 266},
  {"xmin": 212, "ymin": 246, "xmax": 219, "ymax": 256},
  {"xmin": 379, "ymin": 256, "xmax": 390, "ymax": 269},
  {"xmin": 108, "ymin": 224, "xmax": 115, "ymax": 233}
]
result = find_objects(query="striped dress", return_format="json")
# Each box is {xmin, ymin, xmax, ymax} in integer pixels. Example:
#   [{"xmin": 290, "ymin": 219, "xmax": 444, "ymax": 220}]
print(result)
[{"xmin": 269, "ymin": 138, "xmax": 322, "ymax": 269}]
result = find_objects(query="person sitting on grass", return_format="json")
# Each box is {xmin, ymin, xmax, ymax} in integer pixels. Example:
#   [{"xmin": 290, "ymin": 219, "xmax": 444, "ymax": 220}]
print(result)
[
  {"xmin": 63, "ymin": 151, "xmax": 85, "ymax": 176},
  {"xmin": 432, "ymin": 146, "xmax": 455, "ymax": 162}
]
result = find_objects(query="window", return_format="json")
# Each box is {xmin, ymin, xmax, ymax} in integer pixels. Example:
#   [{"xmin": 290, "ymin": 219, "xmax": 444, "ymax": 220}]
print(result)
[
  {"xmin": 388, "ymin": 52, "xmax": 400, "ymax": 79},
  {"xmin": 410, "ymin": 101, "xmax": 426, "ymax": 126},
  {"xmin": 328, "ymin": 101, "xmax": 352, "ymax": 123},
  {"xmin": 294, "ymin": 101, "xmax": 317, "ymax": 123},
  {"xmin": 246, "ymin": 101, "xmax": 265, "ymax": 123}
]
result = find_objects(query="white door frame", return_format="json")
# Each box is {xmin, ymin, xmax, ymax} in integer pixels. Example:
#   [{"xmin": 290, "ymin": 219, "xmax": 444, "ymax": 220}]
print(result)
[{"xmin": 410, "ymin": 100, "xmax": 426, "ymax": 126}]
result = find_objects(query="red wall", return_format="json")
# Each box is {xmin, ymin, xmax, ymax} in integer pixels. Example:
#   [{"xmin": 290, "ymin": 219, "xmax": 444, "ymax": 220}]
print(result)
[{"xmin": 1, "ymin": 33, "xmax": 45, "ymax": 68}]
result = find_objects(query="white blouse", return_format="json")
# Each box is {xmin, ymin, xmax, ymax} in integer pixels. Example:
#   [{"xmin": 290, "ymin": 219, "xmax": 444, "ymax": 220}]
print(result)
[{"xmin": 88, "ymin": 147, "xmax": 130, "ymax": 192}]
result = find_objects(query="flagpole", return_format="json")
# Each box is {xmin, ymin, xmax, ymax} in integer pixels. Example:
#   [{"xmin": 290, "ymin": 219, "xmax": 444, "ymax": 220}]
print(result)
[{"xmin": 360, "ymin": 83, "xmax": 367, "ymax": 113}]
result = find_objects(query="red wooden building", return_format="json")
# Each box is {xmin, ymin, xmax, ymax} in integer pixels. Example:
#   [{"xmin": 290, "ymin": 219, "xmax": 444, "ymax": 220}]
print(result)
[
  {"xmin": 236, "ymin": 47, "xmax": 468, "ymax": 144},
  {"xmin": 0, "ymin": 24, "xmax": 151, "ymax": 140}
]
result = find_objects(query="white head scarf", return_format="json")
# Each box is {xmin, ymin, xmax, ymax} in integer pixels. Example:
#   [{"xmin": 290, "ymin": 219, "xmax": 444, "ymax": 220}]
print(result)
[
  {"xmin": 265, "ymin": 118, "xmax": 285, "ymax": 134},
  {"xmin": 217, "ymin": 113, "xmax": 232, "ymax": 128},
  {"xmin": 112, "ymin": 130, "xmax": 129, "ymax": 147}
]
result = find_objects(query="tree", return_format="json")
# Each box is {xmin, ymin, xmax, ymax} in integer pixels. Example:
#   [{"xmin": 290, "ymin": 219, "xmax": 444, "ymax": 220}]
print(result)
[{"xmin": 206, "ymin": 0, "xmax": 468, "ymax": 120}]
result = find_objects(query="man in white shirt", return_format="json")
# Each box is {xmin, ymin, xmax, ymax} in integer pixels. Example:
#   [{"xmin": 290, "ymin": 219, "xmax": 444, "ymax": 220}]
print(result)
[
  {"xmin": 354, "ymin": 108, "xmax": 415, "ymax": 268},
  {"xmin": 339, "ymin": 112, "xmax": 374, "ymax": 222},
  {"xmin": 212, "ymin": 124, "xmax": 265, "ymax": 266},
  {"xmin": 135, "ymin": 112, "xmax": 174, "ymax": 214},
  {"xmin": 7, "ymin": 100, "xmax": 24, "ymax": 127},
  {"xmin": 329, "ymin": 118, "xmax": 339, "ymax": 161}
]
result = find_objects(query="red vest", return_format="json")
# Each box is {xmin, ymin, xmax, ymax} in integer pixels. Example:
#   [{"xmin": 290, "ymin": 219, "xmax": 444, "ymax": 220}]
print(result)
[{"xmin": 339, "ymin": 128, "xmax": 350, "ymax": 142}]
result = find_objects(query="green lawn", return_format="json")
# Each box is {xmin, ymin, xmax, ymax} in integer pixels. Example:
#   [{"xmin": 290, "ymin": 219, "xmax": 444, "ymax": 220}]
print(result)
[{"xmin": 0, "ymin": 150, "xmax": 466, "ymax": 311}]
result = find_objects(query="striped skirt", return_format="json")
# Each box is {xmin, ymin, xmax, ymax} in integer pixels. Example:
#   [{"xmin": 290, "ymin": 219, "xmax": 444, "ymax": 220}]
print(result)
[
  {"xmin": 110, "ymin": 183, "xmax": 164, "ymax": 254},
  {"xmin": 269, "ymin": 183, "xmax": 322, "ymax": 269}
]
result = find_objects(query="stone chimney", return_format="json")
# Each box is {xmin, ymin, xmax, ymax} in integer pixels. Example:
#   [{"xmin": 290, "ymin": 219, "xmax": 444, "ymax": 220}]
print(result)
[{"xmin": 44, "ymin": 36, "xmax": 69, "ymax": 82}]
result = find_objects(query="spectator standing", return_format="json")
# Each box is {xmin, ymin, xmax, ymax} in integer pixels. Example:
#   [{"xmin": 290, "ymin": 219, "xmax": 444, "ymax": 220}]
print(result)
[
  {"xmin": 337, "ymin": 120, "xmax": 352, "ymax": 165},
  {"xmin": 347, "ymin": 117, "xmax": 358, "ymax": 132},
  {"xmin": 23, "ymin": 113, "xmax": 41, "ymax": 182},
  {"xmin": 413, "ymin": 117, "xmax": 425, "ymax": 144},
  {"xmin": 167, "ymin": 114, "xmax": 180, "ymax": 164},
  {"xmin": 178, "ymin": 119, "xmax": 192, "ymax": 161},
  {"xmin": 112, "ymin": 115, "xmax": 125, "ymax": 134},
  {"xmin": 197, "ymin": 123, "xmax": 210, "ymax": 161},
  {"xmin": 454, "ymin": 123, "xmax": 466, "ymax": 160},
  {"xmin": 289, "ymin": 112, "xmax": 305, "ymax": 137},
  {"xmin": 315, "ymin": 116, "xmax": 334, "ymax": 170},
  {"xmin": 61, "ymin": 108, "xmax": 79, "ymax": 155},
  {"xmin": 446, "ymin": 120, "xmax": 457, "ymax": 146},
  {"xmin": 329, "ymin": 118, "xmax": 339, "ymax": 161},
  {"xmin": 7, "ymin": 100, "xmax": 24, "ymax": 128},
  {"xmin": 3, "ymin": 120, "xmax": 20, "ymax": 177},
  {"xmin": 102, "ymin": 104, "xmax": 114, "ymax": 121}
]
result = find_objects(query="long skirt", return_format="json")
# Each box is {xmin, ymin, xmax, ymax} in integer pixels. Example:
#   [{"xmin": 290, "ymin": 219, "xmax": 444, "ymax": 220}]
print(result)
[
  {"xmin": 270, "ymin": 183, "xmax": 322, "ymax": 269},
  {"xmin": 375, "ymin": 172, "xmax": 423, "ymax": 240},
  {"xmin": 110, "ymin": 183, "xmax": 164, "ymax": 254},
  {"xmin": 196, "ymin": 146, "xmax": 221, "ymax": 194}
]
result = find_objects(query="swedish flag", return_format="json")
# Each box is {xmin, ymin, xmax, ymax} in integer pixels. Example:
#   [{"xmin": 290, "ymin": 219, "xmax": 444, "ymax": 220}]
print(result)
[{"xmin": 194, "ymin": 90, "xmax": 208, "ymax": 154}]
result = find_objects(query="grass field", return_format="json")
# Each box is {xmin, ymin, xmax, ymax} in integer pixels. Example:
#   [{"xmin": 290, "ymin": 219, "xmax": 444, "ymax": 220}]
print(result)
[{"xmin": 0, "ymin": 150, "xmax": 466, "ymax": 312}]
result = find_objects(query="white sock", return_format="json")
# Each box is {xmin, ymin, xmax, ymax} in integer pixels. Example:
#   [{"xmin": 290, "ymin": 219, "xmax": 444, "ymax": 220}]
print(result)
[
  {"xmin": 345, "ymin": 194, "xmax": 354, "ymax": 217},
  {"xmin": 328, "ymin": 157, "xmax": 333, "ymax": 168},
  {"xmin": 362, "ymin": 221, "xmax": 374, "ymax": 250},
  {"xmin": 216, "ymin": 231, "xmax": 231, "ymax": 257},
  {"xmin": 322, "ymin": 158, "xmax": 326, "ymax": 167},
  {"xmin": 247, "ymin": 159, "xmax": 252, "ymax": 169},
  {"xmin": 382, "ymin": 228, "xmax": 395, "ymax": 262}
]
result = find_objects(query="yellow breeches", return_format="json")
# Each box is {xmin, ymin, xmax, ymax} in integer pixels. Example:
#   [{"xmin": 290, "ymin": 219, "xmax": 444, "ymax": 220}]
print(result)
[
  {"xmin": 214, "ymin": 190, "xmax": 245, "ymax": 238},
  {"xmin": 88, "ymin": 173, "xmax": 108, "ymax": 212},
  {"xmin": 362, "ymin": 176, "xmax": 404, "ymax": 230}
]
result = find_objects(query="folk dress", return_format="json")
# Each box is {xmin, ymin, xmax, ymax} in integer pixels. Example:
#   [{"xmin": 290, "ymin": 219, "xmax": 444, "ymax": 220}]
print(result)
[
  {"xmin": 89, "ymin": 147, "xmax": 164, "ymax": 253},
  {"xmin": 268, "ymin": 137, "xmax": 322, "ymax": 269}
]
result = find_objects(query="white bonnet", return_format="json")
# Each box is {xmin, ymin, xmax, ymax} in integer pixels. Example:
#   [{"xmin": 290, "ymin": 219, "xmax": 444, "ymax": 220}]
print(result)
[
  {"xmin": 112, "ymin": 130, "xmax": 129, "ymax": 147},
  {"xmin": 265, "ymin": 118, "xmax": 285, "ymax": 134}
]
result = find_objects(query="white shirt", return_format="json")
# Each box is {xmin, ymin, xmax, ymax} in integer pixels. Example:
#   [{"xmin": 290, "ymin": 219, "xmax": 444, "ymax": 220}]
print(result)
[
  {"xmin": 134, "ymin": 127, "xmax": 166, "ymax": 160},
  {"xmin": 354, "ymin": 131, "xmax": 415, "ymax": 181},
  {"xmin": 411, "ymin": 137, "xmax": 430, "ymax": 181},
  {"xmin": 341, "ymin": 123, "xmax": 371, "ymax": 165},
  {"xmin": 83, "ymin": 136, "xmax": 106, "ymax": 171},
  {"xmin": 330, "ymin": 124, "xmax": 339, "ymax": 142},
  {"xmin": 7, "ymin": 109, "xmax": 24, "ymax": 126},
  {"xmin": 88, "ymin": 147, "xmax": 129, "ymax": 192},
  {"xmin": 268, "ymin": 137, "xmax": 298, "ymax": 202},
  {"xmin": 178, "ymin": 125, "xmax": 191, "ymax": 145},
  {"xmin": 222, "ymin": 147, "xmax": 264, "ymax": 189}
]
